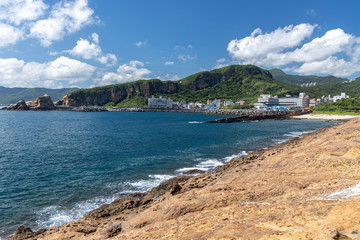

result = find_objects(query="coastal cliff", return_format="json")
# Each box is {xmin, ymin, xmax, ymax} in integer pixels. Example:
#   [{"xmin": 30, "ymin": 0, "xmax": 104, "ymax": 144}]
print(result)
[{"xmin": 10, "ymin": 117, "xmax": 360, "ymax": 240}]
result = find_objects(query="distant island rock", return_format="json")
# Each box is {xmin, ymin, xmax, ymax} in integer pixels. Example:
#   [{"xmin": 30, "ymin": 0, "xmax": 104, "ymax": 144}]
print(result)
[
  {"xmin": 5, "ymin": 99, "xmax": 30, "ymax": 110},
  {"xmin": 3, "ymin": 94, "xmax": 56, "ymax": 111}
]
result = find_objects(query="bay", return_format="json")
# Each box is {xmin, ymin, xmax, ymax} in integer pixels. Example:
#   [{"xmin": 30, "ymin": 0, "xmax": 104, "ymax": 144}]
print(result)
[{"xmin": 0, "ymin": 111, "xmax": 335, "ymax": 238}]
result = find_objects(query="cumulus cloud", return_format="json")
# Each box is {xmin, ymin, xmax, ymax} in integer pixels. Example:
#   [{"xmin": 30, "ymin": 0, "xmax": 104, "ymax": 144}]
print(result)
[
  {"xmin": 0, "ymin": 23, "xmax": 24, "ymax": 47},
  {"xmin": 228, "ymin": 23, "xmax": 316, "ymax": 65},
  {"xmin": 29, "ymin": 0, "xmax": 95, "ymax": 46},
  {"xmin": 0, "ymin": 0, "xmax": 48, "ymax": 25},
  {"xmin": 0, "ymin": 0, "xmax": 96, "ymax": 48},
  {"xmin": 0, "ymin": 56, "xmax": 95, "ymax": 88},
  {"xmin": 164, "ymin": 61, "xmax": 174, "ymax": 66},
  {"xmin": 227, "ymin": 23, "xmax": 360, "ymax": 77},
  {"xmin": 66, "ymin": 33, "xmax": 117, "ymax": 65},
  {"xmin": 292, "ymin": 56, "xmax": 360, "ymax": 77},
  {"xmin": 95, "ymin": 61, "xmax": 151, "ymax": 86}
]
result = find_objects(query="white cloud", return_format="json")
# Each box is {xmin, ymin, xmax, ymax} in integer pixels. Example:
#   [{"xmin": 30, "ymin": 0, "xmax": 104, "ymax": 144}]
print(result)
[
  {"xmin": 0, "ymin": 56, "xmax": 95, "ymax": 88},
  {"xmin": 293, "ymin": 56, "xmax": 360, "ymax": 77},
  {"xmin": 66, "ymin": 33, "xmax": 117, "ymax": 66},
  {"xmin": 156, "ymin": 74, "xmax": 180, "ymax": 81},
  {"xmin": 30, "ymin": 0, "xmax": 95, "ymax": 46},
  {"xmin": 0, "ymin": 0, "xmax": 48, "ymax": 25},
  {"xmin": 95, "ymin": 61, "xmax": 151, "ymax": 86},
  {"xmin": 178, "ymin": 54, "xmax": 197, "ymax": 62},
  {"xmin": 228, "ymin": 23, "xmax": 316, "ymax": 65},
  {"xmin": 135, "ymin": 40, "xmax": 148, "ymax": 47},
  {"xmin": 173, "ymin": 44, "xmax": 197, "ymax": 63},
  {"xmin": 164, "ymin": 61, "xmax": 174, "ymax": 66},
  {"xmin": 0, "ymin": 0, "xmax": 96, "ymax": 48},
  {"xmin": 0, "ymin": 23, "xmax": 24, "ymax": 47},
  {"xmin": 227, "ymin": 23, "xmax": 360, "ymax": 77}
]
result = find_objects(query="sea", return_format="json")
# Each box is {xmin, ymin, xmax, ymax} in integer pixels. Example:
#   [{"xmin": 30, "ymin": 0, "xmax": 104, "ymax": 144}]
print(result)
[{"xmin": 0, "ymin": 111, "xmax": 335, "ymax": 239}]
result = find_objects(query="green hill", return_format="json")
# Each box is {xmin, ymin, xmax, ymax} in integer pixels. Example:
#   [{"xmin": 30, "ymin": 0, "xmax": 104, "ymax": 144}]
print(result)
[
  {"xmin": 270, "ymin": 68, "xmax": 347, "ymax": 85},
  {"xmin": 62, "ymin": 65, "xmax": 305, "ymax": 107},
  {"xmin": 0, "ymin": 87, "xmax": 78, "ymax": 105}
]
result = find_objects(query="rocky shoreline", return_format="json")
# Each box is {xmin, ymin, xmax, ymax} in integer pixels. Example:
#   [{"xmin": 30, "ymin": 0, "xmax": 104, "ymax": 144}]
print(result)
[{"xmin": 8, "ymin": 117, "xmax": 360, "ymax": 240}]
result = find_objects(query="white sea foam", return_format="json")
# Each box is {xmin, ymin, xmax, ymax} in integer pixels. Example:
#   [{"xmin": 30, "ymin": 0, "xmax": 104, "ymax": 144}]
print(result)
[
  {"xmin": 223, "ymin": 151, "xmax": 248, "ymax": 162},
  {"xmin": 127, "ymin": 174, "xmax": 176, "ymax": 192},
  {"xmin": 273, "ymin": 130, "xmax": 315, "ymax": 145},
  {"xmin": 188, "ymin": 121, "xmax": 203, "ymax": 124},
  {"xmin": 35, "ymin": 195, "xmax": 119, "ymax": 229},
  {"xmin": 177, "ymin": 151, "xmax": 248, "ymax": 173}
]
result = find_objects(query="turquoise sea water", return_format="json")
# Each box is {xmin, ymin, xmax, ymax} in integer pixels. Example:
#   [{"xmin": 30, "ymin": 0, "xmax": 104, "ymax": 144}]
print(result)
[{"xmin": 0, "ymin": 111, "xmax": 335, "ymax": 238}]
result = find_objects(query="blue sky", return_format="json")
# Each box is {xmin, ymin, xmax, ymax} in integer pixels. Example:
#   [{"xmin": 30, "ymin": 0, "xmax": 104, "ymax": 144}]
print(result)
[{"xmin": 1, "ymin": 0, "xmax": 360, "ymax": 88}]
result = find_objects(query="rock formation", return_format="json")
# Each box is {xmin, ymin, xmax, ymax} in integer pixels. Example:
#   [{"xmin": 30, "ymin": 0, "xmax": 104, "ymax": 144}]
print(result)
[
  {"xmin": 29, "ymin": 94, "xmax": 56, "ymax": 110},
  {"xmin": 5, "ymin": 99, "xmax": 30, "ymax": 110},
  {"xmin": 9, "ymin": 117, "xmax": 360, "ymax": 240}
]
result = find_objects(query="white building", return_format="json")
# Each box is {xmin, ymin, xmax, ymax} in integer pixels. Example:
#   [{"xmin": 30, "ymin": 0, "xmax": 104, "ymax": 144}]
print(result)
[
  {"xmin": 148, "ymin": 96, "xmax": 173, "ymax": 108},
  {"xmin": 333, "ymin": 92, "xmax": 349, "ymax": 102},
  {"xmin": 278, "ymin": 93, "xmax": 310, "ymax": 108}
]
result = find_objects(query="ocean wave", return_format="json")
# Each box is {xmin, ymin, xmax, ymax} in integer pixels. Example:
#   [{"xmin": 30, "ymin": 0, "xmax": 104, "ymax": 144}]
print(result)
[
  {"xmin": 33, "ymin": 151, "xmax": 248, "ymax": 232},
  {"xmin": 188, "ymin": 121, "xmax": 203, "ymax": 124},
  {"xmin": 35, "ymin": 194, "xmax": 119, "ymax": 230},
  {"xmin": 273, "ymin": 130, "xmax": 315, "ymax": 145},
  {"xmin": 126, "ymin": 174, "xmax": 176, "ymax": 192},
  {"xmin": 177, "ymin": 151, "xmax": 248, "ymax": 173}
]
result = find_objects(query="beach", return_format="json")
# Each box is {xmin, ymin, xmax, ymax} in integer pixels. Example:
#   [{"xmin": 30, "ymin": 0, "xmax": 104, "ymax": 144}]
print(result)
[
  {"xmin": 9, "ymin": 116, "xmax": 360, "ymax": 239},
  {"xmin": 292, "ymin": 113, "xmax": 359, "ymax": 120}
]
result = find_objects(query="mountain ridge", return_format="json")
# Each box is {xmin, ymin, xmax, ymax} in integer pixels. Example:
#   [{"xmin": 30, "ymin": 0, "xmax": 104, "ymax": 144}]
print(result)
[{"xmin": 0, "ymin": 87, "xmax": 78, "ymax": 105}]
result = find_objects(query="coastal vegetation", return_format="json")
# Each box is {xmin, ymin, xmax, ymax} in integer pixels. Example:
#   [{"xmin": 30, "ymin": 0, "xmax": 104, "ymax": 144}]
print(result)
[{"xmin": 312, "ymin": 96, "xmax": 360, "ymax": 115}]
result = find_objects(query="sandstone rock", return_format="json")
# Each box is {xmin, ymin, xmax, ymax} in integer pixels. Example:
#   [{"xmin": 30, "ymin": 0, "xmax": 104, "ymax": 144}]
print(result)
[
  {"xmin": 107, "ymin": 224, "xmax": 121, "ymax": 238},
  {"xmin": 5, "ymin": 100, "xmax": 30, "ymax": 110},
  {"xmin": 182, "ymin": 169, "xmax": 205, "ymax": 175},
  {"xmin": 54, "ymin": 99, "xmax": 64, "ymax": 106},
  {"xmin": 9, "ymin": 226, "xmax": 46, "ymax": 240},
  {"xmin": 30, "ymin": 94, "xmax": 56, "ymax": 110},
  {"xmin": 332, "ymin": 231, "xmax": 352, "ymax": 240}
]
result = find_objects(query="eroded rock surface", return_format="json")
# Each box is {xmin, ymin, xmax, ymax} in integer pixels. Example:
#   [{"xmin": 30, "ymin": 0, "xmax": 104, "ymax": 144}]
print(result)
[
  {"xmin": 30, "ymin": 94, "xmax": 56, "ymax": 110},
  {"xmin": 5, "ymin": 100, "xmax": 30, "ymax": 110}
]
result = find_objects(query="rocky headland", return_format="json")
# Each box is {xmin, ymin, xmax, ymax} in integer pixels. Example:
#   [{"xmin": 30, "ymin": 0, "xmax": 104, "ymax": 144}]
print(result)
[{"xmin": 8, "ymin": 117, "xmax": 360, "ymax": 240}]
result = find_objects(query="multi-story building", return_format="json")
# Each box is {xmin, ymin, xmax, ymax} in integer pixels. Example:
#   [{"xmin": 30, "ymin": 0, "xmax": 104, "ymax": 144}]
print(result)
[
  {"xmin": 255, "ymin": 93, "xmax": 310, "ymax": 109},
  {"xmin": 278, "ymin": 93, "xmax": 310, "ymax": 108},
  {"xmin": 333, "ymin": 92, "xmax": 349, "ymax": 102},
  {"xmin": 148, "ymin": 96, "xmax": 173, "ymax": 108}
]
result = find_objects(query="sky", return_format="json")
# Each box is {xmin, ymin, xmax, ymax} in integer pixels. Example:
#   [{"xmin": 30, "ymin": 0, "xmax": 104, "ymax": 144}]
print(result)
[{"xmin": 1, "ymin": 0, "xmax": 360, "ymax": 89}]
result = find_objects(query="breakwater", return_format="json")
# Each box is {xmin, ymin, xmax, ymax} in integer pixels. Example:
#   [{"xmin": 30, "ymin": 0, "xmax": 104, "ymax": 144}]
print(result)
[{"xmin": 93, "ymin": 106, "xmax": 309, "ymax": 117}]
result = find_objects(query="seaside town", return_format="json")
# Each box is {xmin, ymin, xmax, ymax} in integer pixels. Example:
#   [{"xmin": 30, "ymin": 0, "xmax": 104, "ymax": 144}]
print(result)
[{"xmin": 148, "ymin": 92, "xmax": 350, "ymax": 110}]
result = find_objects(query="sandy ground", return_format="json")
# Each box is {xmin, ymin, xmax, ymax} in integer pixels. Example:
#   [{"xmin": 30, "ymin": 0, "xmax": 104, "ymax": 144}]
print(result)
[
  {"xmin": 10, "ymin": 117, "xmax": 360, "ymax": 240},
  {"xmin": 292, "ymin": 113, "xmax": 359, "ymax": 120}
]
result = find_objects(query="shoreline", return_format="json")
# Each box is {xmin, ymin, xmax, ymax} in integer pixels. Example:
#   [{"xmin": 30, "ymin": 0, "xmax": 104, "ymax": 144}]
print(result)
[
  {"xmin": 291, "ymin": 113, "xmax": 359, "ymax": 121},
  {"xmin": 4, "ymin": 125, "xmax": 314, "ymax": 240},
  {"xmin": 7, "ymin": 119, "xmax": 347, "ymax": 240}
]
